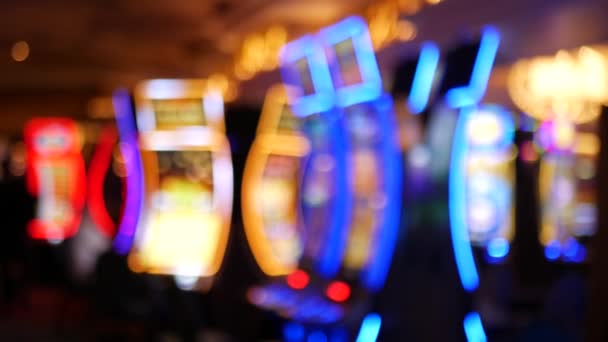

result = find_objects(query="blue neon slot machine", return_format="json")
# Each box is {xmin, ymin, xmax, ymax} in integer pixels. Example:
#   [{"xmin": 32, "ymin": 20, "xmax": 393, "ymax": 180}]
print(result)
[
  {"xmin": 250, "ymin": 17, "xmax": 402, "ymax": 342},
  {"xmin": 318, "ymin": 15, "xmax": 402, "ymax": 296},
  {"xmin": 242, "ymin": 84, "xmax": 309, "ymax": 276},
  {"xmin": 440, "ymin": 26, "xmax": 508, "ymax": 341},
  {"xmin": 247, "ymin": 31, "xmax": 353, "ymax": 340},
  {"xmin": 126, "ymin": 79, "xmax": 233, "ymax": 291}
]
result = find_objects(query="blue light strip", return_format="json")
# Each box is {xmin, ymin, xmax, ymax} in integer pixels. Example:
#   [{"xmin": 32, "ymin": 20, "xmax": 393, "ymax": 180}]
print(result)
[
  {"xmin": 279, "ymin": 35, "xmax": 335, "ymax": 117},
  {"xmin": 463, "ymin": 312, "xmax": 487, "ymax": 342},
  {"xmin": 408, "ymin": 42, "xmax": 440, "ymax": 114},
  {"xmin": 360, "ymin": 97, "xmax": 403, "ymax": 291},
  {"xmin": 318, "ymin": 16, "xmax": 382, "ymax": 107},
  {"xmin": 448, "ymin": 106, "xmax": 479, "ymax": 291},
  {"xmin": 355, "ymin": 313, "xmax": 382, "ymax": 342},
  {"xmin": 445, "ymin": 26, "xmax": 501, "ymax": 108},
  {"xmin": 112, "ymin": 89, "xmax": 145, "ymax": 255}
]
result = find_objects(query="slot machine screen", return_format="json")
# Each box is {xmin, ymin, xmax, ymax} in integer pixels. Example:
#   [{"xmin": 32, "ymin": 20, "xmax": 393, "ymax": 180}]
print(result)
[
  {"xmin": 342, "ymin": 104, "xmax": 384, "ymax": 271},
  {"xmin": 152, "ymin": 98, "xmax": 206, "ymax": 129},
  {"xmin": 300, "ymin": 117, "xmax": 337, "ymax": 261},
  {"xmin": 333, "ymin": 38, "xmax": 363, "ymax": 87},
  {"xmin": 260, "ymin": 154, "xmax": 302, "ymax": 265},
  {"xmin": 136, "ymin": 149, "xmax": 219, "ymax": 274},
  {"xmin": 295, "ymin": 57, "xmax": 316, "ymax": 97},
  {"xmin": 276, "ymin": 104, "xmax": 301, "ymax": 133}
]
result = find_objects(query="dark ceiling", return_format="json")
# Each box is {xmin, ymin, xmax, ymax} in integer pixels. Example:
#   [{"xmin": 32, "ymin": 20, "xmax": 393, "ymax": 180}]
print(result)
[{"xmin": 0, "ymin": 0, "xmax": 607, "ymax": 134}]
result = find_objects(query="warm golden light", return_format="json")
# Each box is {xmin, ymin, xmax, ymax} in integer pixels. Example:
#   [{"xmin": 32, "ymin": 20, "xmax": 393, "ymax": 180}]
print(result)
[
  {"xmin": 396, "ymin": 20, "xmax": 417, "ymax": 41},
  {"xmin": 11, "ymin": 41, "xmax": 30, "ymax": 62},
  {"xmin": 508, "ymin": 46, "xmax": 608, "ymax": 124}
]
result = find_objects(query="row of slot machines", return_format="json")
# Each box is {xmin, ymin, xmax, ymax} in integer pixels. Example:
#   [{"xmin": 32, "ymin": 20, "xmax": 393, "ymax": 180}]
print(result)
[{"xmin": 17, "ymin": 16, "xmax": 600, "ymax": 341}]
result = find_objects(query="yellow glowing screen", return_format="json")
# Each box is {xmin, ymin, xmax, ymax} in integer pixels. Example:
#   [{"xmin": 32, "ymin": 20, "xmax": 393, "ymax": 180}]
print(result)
[{"xmin": 131, "ymin": 150, "xmax": 223, "ymax": 277}]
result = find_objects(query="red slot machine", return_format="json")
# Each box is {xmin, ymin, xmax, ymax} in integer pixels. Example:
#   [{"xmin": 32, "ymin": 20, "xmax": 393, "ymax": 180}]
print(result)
[{"xmin": 24, "ymin": 118, "xmax": 86, "ymax": 243}]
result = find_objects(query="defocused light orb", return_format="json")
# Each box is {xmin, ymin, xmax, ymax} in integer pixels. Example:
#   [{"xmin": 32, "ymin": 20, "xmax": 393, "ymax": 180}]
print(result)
[{"xmin": 11, "ymin": 40, "xmax": 29, "ymax": 62}]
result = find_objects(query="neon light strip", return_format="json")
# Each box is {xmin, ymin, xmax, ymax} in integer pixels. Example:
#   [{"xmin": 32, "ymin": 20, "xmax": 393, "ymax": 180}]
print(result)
[
  {"xmin": 318, "ymin": 16, "xmax": 382, "ymax": 107},
  {"xmin": 87, "ymin": 126, "xmax": 119, "ymax": 237},
  {"xmin": 446, "ymin": 26, "xmax": 500, "ymax": 108},
  {"xmin": 279, "ymin": 35, "xmax": 335, "ymax": 117},
  {"xmin": 408, "ymin": 42, "xmax": 440, "ymax": 114},
  {"xmin": 112, "ymin": 89, "xmax": 145, "ymax": 254},
  {"xmin": 356, "ymin": 313, "xmax": 382, "ymax": 342},
  {"xmin": 360, "ymin": 97, "xmax": 403, "ymax": 291},
  {"xmin": 448, "ymin": 106, "xmax": 479, "ymax": 291},
  {"xmin": 463, "ymin": 312, "xmax": 487, "ymax": 342}
]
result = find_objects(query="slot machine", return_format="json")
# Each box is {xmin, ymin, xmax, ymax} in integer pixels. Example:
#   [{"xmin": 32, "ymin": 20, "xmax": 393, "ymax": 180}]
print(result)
[
  {"xmin": 445, "ymin": 26, "xmax": 504, "ymax": 340},
  {"xmin": 125, "ymin": 79, "xmax": 233, "ymax": 290},
  {"xmin": 242, "ymin": 85, "xmax": 309, "ymax": 276},
  {"xmin": 507, "ymin": 47, "xmax": 606, "ymax": 264},
  {"xmin": 536, "ymin": 118, "xmax": 598, "ymax": 262},
  {"xmin": 250, "ymin": 17, "xmax": 402, "ymax": 341},
  {"xmin": 318, "ymin": 15, "xmax": 402, "ymax": 298},
  {"xmin": 248, "ymin": 32, "xmax": 351, "ymax": 326},
  {"xmin": 24, "ymin": 118, "xmax": 86, "ymax": 243}
]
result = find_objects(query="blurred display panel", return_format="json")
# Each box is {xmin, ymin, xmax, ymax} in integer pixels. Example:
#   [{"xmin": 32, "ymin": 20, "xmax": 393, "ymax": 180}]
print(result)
[
  {"xmin": 299, "ymin": 115, "xmax": 343, "ymax": 266},
  {"xmin": 128, "ymin": 79, "xmax": 233, "ymax": 286},
  {"xmin": 342, "ymin": 105, "xmax": 385, "ymax": 271},
  {"xmin": 24, "ymin": 118, "xmax": 86, "ymax": 242},
  {"xmin": 464, "ymin": 105, "xmax": 515, "ymax": 260},
  {"xmin": 242, "ymin": 85, "xmax": 309, "ymax": 276}
]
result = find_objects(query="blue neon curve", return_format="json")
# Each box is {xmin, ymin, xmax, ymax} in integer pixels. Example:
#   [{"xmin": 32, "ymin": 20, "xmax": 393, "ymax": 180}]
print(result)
[
  {"xmin": 449, "ymin": 106, "xmax": 480, "ymax": 291},
  {"xmin": 408, "ymin": 42, "xmax": 440, "ymax": 114},
  {"xmin": 356, "ymin": 313, "xmax": 382, "ymax": 342},
  {"xmin": 112, "ymin": 89, "xmax": 145, "ymax": 255},
  {"xmin": 446, "ymin": 26, "xmax": 500, "ymax": 108},
  {"xmin": 317, "ymin": 16, "xmax": 382, "ymax": 107},
  {"xmin": 463, "ymin": 312, "xmax": 487, "ymax": 342},
  {"xmin": 360, "ymin": 97, "xmax": 403, "ymax": 291},
  {"xmin": 279, "ymin": 35, "xmax": 335, "ymax": 117}
]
